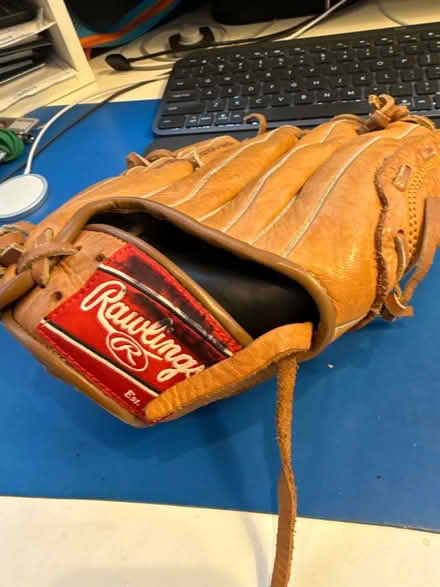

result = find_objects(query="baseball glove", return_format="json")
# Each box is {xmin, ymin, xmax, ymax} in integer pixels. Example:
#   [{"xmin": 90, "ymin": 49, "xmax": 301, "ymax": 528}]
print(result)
[{"xmin": 1, "ymin": 95, "xmax": 439, "ymax": 587}]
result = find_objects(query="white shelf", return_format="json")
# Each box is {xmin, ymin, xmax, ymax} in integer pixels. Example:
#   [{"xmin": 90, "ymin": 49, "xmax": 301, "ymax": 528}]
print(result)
[{"xmin": 1, "ymin": 0, "xmax": 95, "ymax": 117}]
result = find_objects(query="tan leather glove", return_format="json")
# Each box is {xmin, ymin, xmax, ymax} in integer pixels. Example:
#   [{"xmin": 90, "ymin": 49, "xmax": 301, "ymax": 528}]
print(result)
[{"xmin": 0, "ymin": 95, "xmax": 438, "ymax": 587}]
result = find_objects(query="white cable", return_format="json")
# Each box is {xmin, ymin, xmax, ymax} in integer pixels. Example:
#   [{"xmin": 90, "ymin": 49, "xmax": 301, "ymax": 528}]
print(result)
[
  {"xmin": 24, "ymin": 77, "xmax": 168, "ymax": 175},
  {"xmin": 376, "ymin": 0, "xmax": 409, "ymax": 26},
  {"xmin": 287, "ymin": 0, "xmax": 349, "ymax": 40}
]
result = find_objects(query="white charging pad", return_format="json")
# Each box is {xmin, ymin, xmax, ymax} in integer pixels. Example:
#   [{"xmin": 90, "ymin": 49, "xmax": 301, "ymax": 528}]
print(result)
[{"xmin": 0, "ymin": 174, "xmax": 48, "ymax": 223}]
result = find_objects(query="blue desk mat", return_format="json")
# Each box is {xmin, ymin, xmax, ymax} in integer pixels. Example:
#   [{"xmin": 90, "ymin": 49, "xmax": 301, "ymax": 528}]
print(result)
[{"xmin": 1, "ymin": 100, "xmax": 439, "ymax": 532}]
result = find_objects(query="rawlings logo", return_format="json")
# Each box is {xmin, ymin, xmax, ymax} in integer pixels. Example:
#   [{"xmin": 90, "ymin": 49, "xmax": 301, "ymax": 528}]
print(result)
[{"xmin": 80, "ymin": 280, "xmax": 205, "ymax": 382}]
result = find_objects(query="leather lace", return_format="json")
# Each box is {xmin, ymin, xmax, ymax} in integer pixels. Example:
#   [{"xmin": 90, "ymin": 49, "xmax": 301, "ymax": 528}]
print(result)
[{"xmin": 272, "ymin": 355, "xmax": 300, "ymax": 587}]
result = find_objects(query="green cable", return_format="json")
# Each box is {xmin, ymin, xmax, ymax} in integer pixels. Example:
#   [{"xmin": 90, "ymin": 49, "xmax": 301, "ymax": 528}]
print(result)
[{"xmin": 0, "ymin": 129, "xmax": 25, "ymax": 163}]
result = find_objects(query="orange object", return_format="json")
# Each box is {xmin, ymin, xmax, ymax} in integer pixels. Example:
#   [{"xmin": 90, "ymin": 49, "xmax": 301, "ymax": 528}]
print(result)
[{"xmin": 80, "ymin": 0, "xmax": 175, "ymax": 50}]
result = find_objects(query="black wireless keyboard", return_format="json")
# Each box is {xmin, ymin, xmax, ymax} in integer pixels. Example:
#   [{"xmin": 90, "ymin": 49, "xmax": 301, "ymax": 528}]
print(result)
[{"xmin": 154, "ymin": 21, "xmax": 440, "ymax": 136}]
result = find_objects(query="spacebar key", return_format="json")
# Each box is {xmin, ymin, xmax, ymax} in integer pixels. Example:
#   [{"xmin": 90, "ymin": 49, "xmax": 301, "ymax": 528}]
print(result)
[{"xmin": 265, "ymin": 101, "xmax": 370, "ymax": 122}]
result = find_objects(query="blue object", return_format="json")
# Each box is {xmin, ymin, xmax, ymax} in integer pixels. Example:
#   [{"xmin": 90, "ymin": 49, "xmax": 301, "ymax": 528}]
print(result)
[
  {"xmin": 69, "ymin": 1, "xmax": 181, "ymax": 48},
  {"xmin": 0, "ymin": 100, "xmax": 440, "ymax": 533}
]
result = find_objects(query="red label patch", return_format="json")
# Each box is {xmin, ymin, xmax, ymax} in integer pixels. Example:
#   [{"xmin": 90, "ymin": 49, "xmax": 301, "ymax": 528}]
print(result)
[{"xmin": 38, "ymin": 244, "xmax": 241, "ymax": 420}]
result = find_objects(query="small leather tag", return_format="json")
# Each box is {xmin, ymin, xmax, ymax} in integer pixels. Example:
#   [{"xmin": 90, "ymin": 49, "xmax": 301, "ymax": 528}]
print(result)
[{"xmin": 38, "ymin": 244, "xmax": 241, "ymax": 420}]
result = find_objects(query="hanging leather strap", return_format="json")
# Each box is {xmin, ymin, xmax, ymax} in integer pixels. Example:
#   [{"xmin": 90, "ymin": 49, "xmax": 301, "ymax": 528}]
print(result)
[
  {"xmin": 271, "ymin": 355, "xmax": 299, "ymax": 587},
  {"xmin": 145, "ymin": 323, "xmax": 313, "ymax": 586}
]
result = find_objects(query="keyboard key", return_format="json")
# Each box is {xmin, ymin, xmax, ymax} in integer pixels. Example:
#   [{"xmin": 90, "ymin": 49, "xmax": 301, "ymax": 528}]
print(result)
[
  {"xmin": 220, "ymin": 85, "xmax": 241, "ymax": 97},
  {"xmin": 336, "ymin": 50, "xmax": 353, "ymax": 62},
  {"xmin": 271, "ymin": 57, "xmax": 289, "ymax": 68},
  {"xmin": 187, "ymin": 115, "xmax": 201, "ymax": 127},
  {"xmin": 250, "ymin": 50, "xmax": 267, "ymax": 59},
  {"xmin": 258, "ymin": 71, "xmax": 277, "ymax": 81},
  {"xmin": 295, "ymin": 92, "xmax": 314, "ymax": 104},
  {"xmin": 265, "ymin": 101, "xmax": 370, "ymax": 122},
  {"xmin": 322, "ymin": 63, "xmax": 341, "ymax": 75},
  {"xmin": 200, "ymin": 87, "xmax": 217, "ymax": 99},
  {"xmin": 427, "ymin": 66, "xmax": 440, "ymax": 79},
  {"xmin": 169, "ymin": 79, "xmax": 195, "ymax": 90},
  {"xmin": 251, "ymin": 58, "xmax": 269, "ymax": 71},
  {"xmin": 269, "ymin": 48, "xmax": 286, "ymax": 57},
  {"xmin": 340, "ymin": 88, "xmax": 362, "ymax": 100},
  {"xmin": 214, "ymin": 63, "xmax": 229, "ymax": 74},
  {"xmin": 416, "ymin": 80, "xmax": 438, "ymax": 94},
  {"xmin": 249, "ymin": 96, "xmax": 269, "ymax": 108},
  {"xmin": 330, "ymin": 75, "xmax": 350, "ymax": 88},
  {"xmin": 313, "ymin": 52, "xmax": 329, "ymax": 64},
  {"xmin": 284, "ymin": 79, "xmax": 303, "ymax": 92},
  {"xmin": 375, "ymin": 36, "xmax": 394, "ymax": 45},
  {"xmin": 242, "ymin": 84, "xmax": 259, "ymax": 95},
  {"xmin": 199, "ymin": 77, "xmax": 215, "ymax": 87},
  {"xmin": 413, "ymin": 96, "xmax": 433, "ymax": 110},
  {"xmin": 164, "ymin": 101, "xmax": 203, "ymax": 115},
  {"xmin": 239, "ymin": 72, "xmax": 253, "ymax": 83},
  {"xmin": 429, "ymin": 40, "xmax": 440, "ymax": 52},
  {"xmin": 263, "ymin": 82, "xmax": 281, "ymax": 94},
  {"xmin": 231, "ymin": 61, "xmax": 247, "ymax": 73},
  {"xmin": 390, "ymin": 83, "xmax": 412, "ymax": 96},
  {"xmin": 230, "ymin": 96, "xmax": 247, "ymax": 109},
  {"xmin": 310, "ymin": 44, "xmax": 327, "ymax": 52},
  {"xmin": 421, "ymin": 31, "xmax": 440, "ymax": 40},
  {"xmin": 406, "ymin": 43, "xmax": 425, "ymax": 54},
  {"xmin": 198, "ymin": 114, "xmax": 214, "ymax": 126},
  {"xmin": 197, "ymin": 65, "xmax": 216, "ymax": 76},
  {"xmin": 346, "ymin": 62, "xmax": 368, "ymax": 74},
  {"xmin": 419, "ymin": 54, "xmax": 440, "ymax": 66},
  {"xmin": 306, "ymin": 78, "xmax": 325, "ymax": 90},
  {"xmin": 292, "ymin": 54, "xmax": 311, "ymax": 66},
  {"xmin": 353, "ymin": 72, "xmax": 372, "ymax": 85},
  {"xmin": 230, "ymin": 111, "xmax": 245, "ymax": 124},
  {"xmin": 434, "ymin": 95, "xmax": 440, "ymax": 108},
  {"xmin": 370, "ymin": 59, "xmax": 391, "ymax": 70},
  {"xmin": 401, "ymin": 69, "xmax": 421, "ymax": 81},
  {"xmin": 303, "ymin": 66, "xmax": 319, "ymax": 77},
  {"xmin": 352, "ymin": 39, "xmax": 371, "ymax": 48},
  {"xmin": 395, "ymin": 56, "xmax": 414, "ymax": 68},
  {"xmin": 317, "ymin": 89, "xmax": 338, "ymax": 102},
  {"xmin": 159, "ymin": 115, "xmax": 185, "ymax": 129},
  {"xmin": 206, "ymin": 99, "xmax": 226, "ymax": 112},
  {"xmin": 369, "ymin": 85, "xmax": 389, "ymax": 95},
  {"xmin": 376, "ymin": 71, "xmax": 398, "ymax": 83},
  {"xmin": 166, "ymin": 90, "xmax": 197, "ymax": 102},
  {"xmin": 381, "ymin": 46, "xmax": 400, "ymax": 57},
  {"xmin": 218, "ymin": 75, "xmax": 235, "ymax": 85},
  {"xmin": 358, "ymin": 47, "xmax": 378, "ymax": 59},
  {"xmin": 215, "ymin": 112, "xmax": 231, "ymax": 125},
  {"xmin": 272, "ymin": 95, "xmax": 291, "ymax": 106},
  {"xmin": 398, "ymin": 97, "xmax": 414, "ymax": 108},
  {"xmin": 332, "ymin": 41, "xmax": 350, "ymax": 50},
  {"xmin": 398, "ymin": 33, "xmax": 418, "ymax": 43}
]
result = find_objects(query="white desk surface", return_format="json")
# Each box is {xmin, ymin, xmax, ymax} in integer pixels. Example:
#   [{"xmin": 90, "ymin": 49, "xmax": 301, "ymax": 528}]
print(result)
[
  {"xmin": 53, "ymin": 0, "xmax": 440, "ymax": 105},
  {"xmin": 2, "ymin": 1, "xmax": 440, "ymax": 586}
]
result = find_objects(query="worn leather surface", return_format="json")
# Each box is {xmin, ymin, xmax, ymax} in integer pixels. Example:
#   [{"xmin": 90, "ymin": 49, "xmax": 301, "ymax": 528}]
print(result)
[{"xmin": 1, "ymin": 98, "xmax": 439, "ymax": 420}]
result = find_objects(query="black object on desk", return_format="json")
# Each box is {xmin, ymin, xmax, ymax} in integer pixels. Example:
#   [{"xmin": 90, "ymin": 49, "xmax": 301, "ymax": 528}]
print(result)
[
  {"xmin": 0, "ymin": 36, "xmax": 51, "ymax": 86},
  {"xmin": 154, "ymin": 21, "xmax": 440, "ymax": 136},
  {"xmin": 212, "ymin": 0, "xmax": 357, "ymax": 25},
  {"xmin": 0, "ymin": 0, "xmax": 36, "ymax": 29}
]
